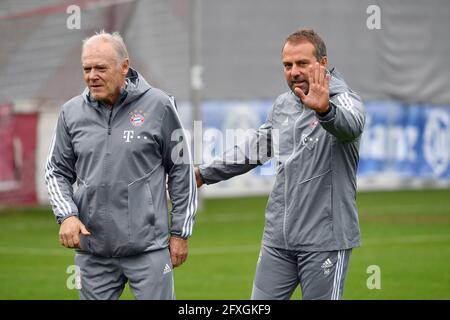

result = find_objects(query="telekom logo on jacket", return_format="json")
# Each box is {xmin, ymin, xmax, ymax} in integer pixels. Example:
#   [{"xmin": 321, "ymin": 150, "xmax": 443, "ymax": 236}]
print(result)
[
  {"xmin": 123, "ymin": 130, "xmax": 134, "ymax": 142},
  {"xmin": 123, "ymin": 130, "xmax": 150, "ymax": 143}
]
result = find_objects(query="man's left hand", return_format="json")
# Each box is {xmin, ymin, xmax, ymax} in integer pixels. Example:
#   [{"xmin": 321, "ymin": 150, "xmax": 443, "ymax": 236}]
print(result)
[
  {"xmin": 294, "ymin": 62, "xmax": 331, "ymax": 113},
  {"xmin": 169, "ymin": 236, "xmax": 188, "ymax": 268}
]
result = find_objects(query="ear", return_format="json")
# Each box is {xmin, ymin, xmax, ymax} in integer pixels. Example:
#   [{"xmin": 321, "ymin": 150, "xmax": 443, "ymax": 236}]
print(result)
[
  {"xmin": 121, "ymin": 58, "xmax": 129, "ymax": 76},
  {"xmin": 319, "ymin": 56, "xmax": 328, "ymax": 67}
]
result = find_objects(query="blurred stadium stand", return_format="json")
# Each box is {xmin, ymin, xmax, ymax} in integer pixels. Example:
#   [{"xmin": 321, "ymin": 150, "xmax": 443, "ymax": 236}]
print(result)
[{"xmin": 0, "ymin": 0, "xmax": 449, "ymax": 205}]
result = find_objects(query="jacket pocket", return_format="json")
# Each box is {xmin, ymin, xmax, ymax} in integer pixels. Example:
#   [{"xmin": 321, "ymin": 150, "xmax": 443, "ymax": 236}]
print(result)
[
  {"xmin": 128, "ymin": 177, "xmax": 156, "ymax": 247},
  {"xmin": 73, "ymin": 184, "xmax": 91, "ymax": 222},
  {"xmin": 297, "ymin": 169, "xmax": 331, "ymax": 186},
  {"xmin": 287, "ymin": 169, "xmax": 333, "ymax": 247},
  {"xmin": 72, "ymin": 183, "xmax": 92, "ymax": 252}
]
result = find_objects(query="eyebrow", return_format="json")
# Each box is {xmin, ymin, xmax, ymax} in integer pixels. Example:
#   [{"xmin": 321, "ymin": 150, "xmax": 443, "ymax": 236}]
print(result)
[
  {"xmin": 283, "ymin": 59, "xmax": 310, "ymax": 66},
  {"xmin": 83, "ymin": 64, "xmax": 108, "ymax": 69}
]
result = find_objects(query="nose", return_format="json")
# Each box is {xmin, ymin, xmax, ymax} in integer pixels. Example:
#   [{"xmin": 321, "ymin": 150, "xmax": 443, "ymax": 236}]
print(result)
[
  {"xmin": 88, "ymin": 68, "xmax": 99, "ymax": 81},
  {"xmin": 291, "ymin": 64, "xmax": 302, "ymax": 79}
]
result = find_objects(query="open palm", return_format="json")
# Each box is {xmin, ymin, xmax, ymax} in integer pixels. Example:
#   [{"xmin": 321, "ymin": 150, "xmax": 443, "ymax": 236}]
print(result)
[{"xmin": 294, "ymin": 62, "xmax": 330, "ymax": 113}]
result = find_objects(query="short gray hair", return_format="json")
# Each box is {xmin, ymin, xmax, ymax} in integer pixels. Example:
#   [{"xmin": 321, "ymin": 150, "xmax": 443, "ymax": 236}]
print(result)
[{"xmin": 82, "ymin": 30, "xmax": 129, "ymax": 65}]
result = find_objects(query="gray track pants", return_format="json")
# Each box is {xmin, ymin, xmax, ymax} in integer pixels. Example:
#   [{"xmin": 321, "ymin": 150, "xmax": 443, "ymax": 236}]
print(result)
[
  {"xmin": 75, "ymin": 248, "xmax": 174, "ymax": 300},
  {"xmin": 251, "ymin": 245, "xmax": 352, "ymax": 300}
]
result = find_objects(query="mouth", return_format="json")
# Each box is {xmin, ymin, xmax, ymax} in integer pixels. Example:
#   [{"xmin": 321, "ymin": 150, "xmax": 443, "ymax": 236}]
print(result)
[
  {"xmin": 89, "ymin": 85, "xmax": 104, "ymax": 93},
  {"xmin": 292, "ymin": 81, "xmax": 306, "ymax": 88},
  {"xmin": 90, "ymin": 84, "xmax": 103, "ymax": 89}
]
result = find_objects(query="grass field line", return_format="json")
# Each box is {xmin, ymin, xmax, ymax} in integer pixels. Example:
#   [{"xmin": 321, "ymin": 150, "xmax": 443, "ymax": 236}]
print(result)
[
  {"xmin": 1, "ymin": 234, "xmax": 450, "ymax": 257},
  {"xmin": 359, "ymin": 203, "xmax": 450, "ymax": 214},
  {"xmin": 363, "ymin": 233, "xmax": 450, "ymax": 245}
]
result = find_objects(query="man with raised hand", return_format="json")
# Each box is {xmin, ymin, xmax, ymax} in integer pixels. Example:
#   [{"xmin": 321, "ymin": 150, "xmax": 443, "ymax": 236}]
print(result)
[{"xmin": 196, "ymin": 29, "xmax": 365, "ymax": 300}]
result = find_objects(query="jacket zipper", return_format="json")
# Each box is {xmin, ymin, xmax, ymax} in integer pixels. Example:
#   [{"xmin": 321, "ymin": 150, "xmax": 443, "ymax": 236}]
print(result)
[
  {"xmin": 107, "ymin": 106, "xmax": 113, "ymax": 135},
  {"xmin": 104, "ymin": 105, "xmax": 114, "ymax": 255},
  {"xmin": 283, "ymin": 104, "xmax": 304, "ymax": 250}
]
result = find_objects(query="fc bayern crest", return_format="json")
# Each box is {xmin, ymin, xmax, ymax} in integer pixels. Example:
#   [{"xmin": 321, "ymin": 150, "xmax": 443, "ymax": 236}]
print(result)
[{"xmin": 130, "ymin": 113, "xmax": 145, "ymax": 127}]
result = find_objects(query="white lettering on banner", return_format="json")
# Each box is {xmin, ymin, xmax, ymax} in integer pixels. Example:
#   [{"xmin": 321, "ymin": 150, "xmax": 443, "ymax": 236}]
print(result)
[
  {"xmin": 424, "ymin": 110, "xmax": 450, "ymax": 177},
  {"xmin": 361, "ymin": 115, "xmax": 418, "ymax": 162},
  {"xmin": 387, "ymin": 126, "xmax": 418, "ymax": 162}
]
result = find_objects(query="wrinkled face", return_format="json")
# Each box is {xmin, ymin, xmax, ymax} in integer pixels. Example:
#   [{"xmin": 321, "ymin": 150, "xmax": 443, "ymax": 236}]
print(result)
[
  {"xmin": 81, "ymin": 41, "xmax": 128, "ymax": 105},
  {"xmin": 282, "ymin": 40, "xmax": 327, "ymax": 95}
]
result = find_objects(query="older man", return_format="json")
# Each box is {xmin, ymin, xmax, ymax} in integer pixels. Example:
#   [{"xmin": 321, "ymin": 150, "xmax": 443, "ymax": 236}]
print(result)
[
  {"xmin": 45, "ymin": 31, "xmax": 197, "ymax": 300},
  {"xmin": 196, "ymin": 29, "xmax": 365, "ymax": 300}
]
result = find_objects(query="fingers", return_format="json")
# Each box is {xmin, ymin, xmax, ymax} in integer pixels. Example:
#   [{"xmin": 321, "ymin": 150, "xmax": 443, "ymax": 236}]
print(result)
[
  {"xmin": 70, "ymin": 234, "xmax": 80, "ymax": 248},
  {"xmin": 294, "ymin": 87, "xmax": 306, "ymax": 101},
  {"xmin": 324, "ymin": 73, "xmax": 330, "ymax": 88},
  {"xmin": 59, "ymin": 233, "xmax": 64, "ymax": 247},
  {"xmin": 299, "ymin": 62, "xmax": 330, "ymax": 112},
  {"xmin": 314, "ymin": 62, "xmax": 329, "ymax": 86},
  {"xmin": 68, "ymin": 235, "xmax": 75, "ymax": 248},
  {"xmin": 171, "ymin": 247, "xmax": 188, "ymax": 267},
  {"xmin": 314, "ymin": 62, "xmax": 320, "ymax": 86},
  {"xmin": 59, "ymin": 230, "xmax": 79, "ymax": 248},
  {"xmin": 80, "ymin": 224, "xmax": 91, "ymax": 236},
  {"xmin": 310, "ymin": 62, "xmax": 327, "ymax": 87},
  {"xmin": 170, "ymin": 249, "xmax": 187, "ymax": 267},
  {"xmin": 319, "ymin": 64, "xmax": 325, "ymax": 86},
  {"xmin": 169, "ymin": 236, "xmax": 188, "ymax": 268},
  {"xmin": 59, "ymin": 228, "xmax": 68, "ymax": 247},
  {"xmin": 308, "ymin": 63, "xmax": 314, "ymax": 87},
  {"xmin": 59, "ymin": 216, "xmax": 90, "ymax": 249},
  {"xmin": 170, "ymin": 251, "xmax": 187, "ymax": 268},
  {"xmin": 59, "ymin": 231, "xmax": 77, "ymax": 248}
]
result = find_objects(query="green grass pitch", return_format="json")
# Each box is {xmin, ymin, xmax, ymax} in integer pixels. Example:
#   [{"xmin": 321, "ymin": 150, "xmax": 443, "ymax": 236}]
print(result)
[{"xmin": 0, "ymin": 188, "xmax": 449, "ymax": 299}]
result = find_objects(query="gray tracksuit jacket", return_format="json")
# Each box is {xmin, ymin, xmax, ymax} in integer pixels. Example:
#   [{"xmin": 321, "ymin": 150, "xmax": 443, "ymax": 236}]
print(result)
[
  {"xmin": 45, "ymin": 68, "xmax": 197, "ymax": 258},
  {"xmin": 199, "ymin": 68, "xmax": 365, "ymax": 251}
]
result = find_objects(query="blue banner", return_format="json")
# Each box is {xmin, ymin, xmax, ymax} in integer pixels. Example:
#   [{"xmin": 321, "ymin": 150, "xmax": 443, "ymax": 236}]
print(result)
[
  {"xmin": 360, "ymin": 102, "xmax": 450, "ymax": 179},
  {"xmin": 179, "ymin": 100, "xmax": 450, "ymax": 182}
]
